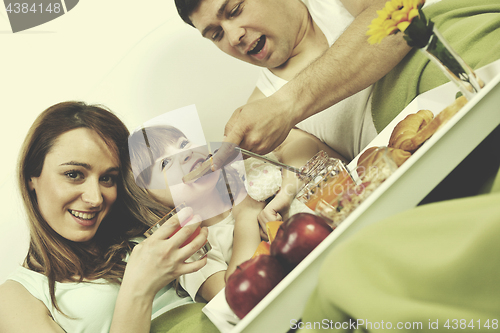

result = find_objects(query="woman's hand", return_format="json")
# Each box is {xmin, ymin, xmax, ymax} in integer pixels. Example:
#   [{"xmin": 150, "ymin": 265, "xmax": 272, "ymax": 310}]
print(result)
[
  {"xmin": 121, "ymin": 207, "xmax": 208, "ymax": 299},
  {"xmin": 111, "ymin": 207, "xmax": 208, "ymax": 333}
]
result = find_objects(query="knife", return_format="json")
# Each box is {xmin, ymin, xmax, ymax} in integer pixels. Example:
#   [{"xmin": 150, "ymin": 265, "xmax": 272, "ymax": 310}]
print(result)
[
  {"xmin": 182, "ymin": 146, "xmax": 309, "ymax": 184},
  {"xmin": 235, "ymin": 147, "xmax": 308, "ymax": 177}
]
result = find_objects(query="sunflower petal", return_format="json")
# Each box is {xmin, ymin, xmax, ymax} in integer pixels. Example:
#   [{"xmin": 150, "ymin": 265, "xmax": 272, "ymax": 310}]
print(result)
[
  {"xmin": 376, "ymin": 8, "xmax": 390, "ymax": 20},
  {"xmin": 408, "ymin": 8, "xmax": 419, "ymax": 21},
  {"xmin": 397, "ymin": 21, "xmax": 411, "ymax": 32},
  {"xmin": 385, "ymin": 1, "xmax": 397, "ymax": 12},
  {"xmin": 366, "ymin": 0, "xmax": 427, "ymax": 44},
  {"xmin": 391, "ymin": 11, "xmax": 408, "ymax": 22}
]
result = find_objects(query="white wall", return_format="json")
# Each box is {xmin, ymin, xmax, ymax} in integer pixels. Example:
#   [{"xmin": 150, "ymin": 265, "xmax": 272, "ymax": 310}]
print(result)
[{"xmin": 0, "ymin": 1, "xmax": 259, "ymax": 283}]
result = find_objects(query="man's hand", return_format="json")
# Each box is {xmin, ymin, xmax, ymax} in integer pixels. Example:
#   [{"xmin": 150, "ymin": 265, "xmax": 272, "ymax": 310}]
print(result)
[{"xmin": 223, "ymin": 93, "xmax": 296, "ymax": 155}]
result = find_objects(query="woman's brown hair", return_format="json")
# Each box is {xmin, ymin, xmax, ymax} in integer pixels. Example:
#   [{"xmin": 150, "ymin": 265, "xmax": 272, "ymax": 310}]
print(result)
[{"xmin": 18, "ymin": 101, "xmax": 168, "ymax": 314}]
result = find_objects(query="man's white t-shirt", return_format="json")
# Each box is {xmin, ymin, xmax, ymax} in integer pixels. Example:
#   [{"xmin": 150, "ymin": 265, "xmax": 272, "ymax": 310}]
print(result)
[{"xmin": 256, "ymin": 0, "xmax": 377, "ymax": 160}]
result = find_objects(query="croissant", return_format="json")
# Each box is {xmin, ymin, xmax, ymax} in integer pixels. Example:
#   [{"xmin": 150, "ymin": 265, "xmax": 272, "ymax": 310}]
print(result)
[
  {"xmin": 410, "ymin": 96, "xmax": 468, "ymax": 148},
  {"xmin": 388, "ymin": 109, "xmax": 434, "ymax": 152},
  {"xmin": 359, "ymin": 96, "xmax": 468, "ymax": 176}
]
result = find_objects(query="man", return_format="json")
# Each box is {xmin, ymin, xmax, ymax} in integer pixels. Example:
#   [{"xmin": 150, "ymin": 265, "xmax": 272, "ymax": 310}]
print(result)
[{"xmin": 175, "ymin": 0, "xmax": 412, "ymax": 159}]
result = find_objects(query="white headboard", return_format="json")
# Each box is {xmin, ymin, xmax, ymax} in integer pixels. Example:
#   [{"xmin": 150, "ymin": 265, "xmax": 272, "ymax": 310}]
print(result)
[
  {"xmin": 87, "ymin": 19, "xmax": 260, "ymax": 143},
  {"xmin": 0, "ymin": 12, "xmax": 260, "ymax": 284}
]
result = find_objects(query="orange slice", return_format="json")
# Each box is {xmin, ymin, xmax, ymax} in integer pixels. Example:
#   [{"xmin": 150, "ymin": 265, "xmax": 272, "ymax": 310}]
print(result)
[
  {"xmin": 266, "ymin": 221, "xmax": 283, "ymax": 244},
  {"xmin": 251, "ymin": 241, "xmax": 271, "ymax": 258}
]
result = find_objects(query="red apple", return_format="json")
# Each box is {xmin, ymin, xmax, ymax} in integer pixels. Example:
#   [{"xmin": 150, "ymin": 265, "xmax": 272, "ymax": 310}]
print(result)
[
  {"xmin": 270, "ymin": 213, "xmax": 333, "ymax": 271},
  {"xmin": 225, "ymin": 255, "xmax": 287, "ymax": 319}
]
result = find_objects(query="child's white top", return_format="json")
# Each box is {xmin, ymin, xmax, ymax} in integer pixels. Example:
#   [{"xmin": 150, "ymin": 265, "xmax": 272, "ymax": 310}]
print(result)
[{"xmin": 179, "ymin": 212, "xmax": 235, "ymax": 300}]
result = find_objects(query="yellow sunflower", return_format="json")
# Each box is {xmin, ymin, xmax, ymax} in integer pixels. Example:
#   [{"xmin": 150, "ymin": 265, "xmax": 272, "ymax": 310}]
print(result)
[{"xmin": 367, "ymin": 0, "xmax": 425, "ymax": 44}]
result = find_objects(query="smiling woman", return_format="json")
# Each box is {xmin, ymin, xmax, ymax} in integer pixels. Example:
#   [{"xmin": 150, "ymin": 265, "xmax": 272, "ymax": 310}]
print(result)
[
  {"xmin": 29, "ymin": 127, "xmax": 120, "ymax": 243},
  {"xmin": 0, "ymin": 101, "xmax": 212, "ymax": 333}
]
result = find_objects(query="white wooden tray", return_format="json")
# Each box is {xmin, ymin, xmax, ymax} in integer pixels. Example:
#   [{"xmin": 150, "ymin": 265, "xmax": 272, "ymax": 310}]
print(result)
[{"xmin": 206, "ymin": 60, "xmax": 500, "ymax": 333}]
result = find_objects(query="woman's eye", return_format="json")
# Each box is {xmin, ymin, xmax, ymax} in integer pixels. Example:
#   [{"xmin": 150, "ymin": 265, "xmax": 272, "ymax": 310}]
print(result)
[
  {"xmin": 65, "ymin": 170, "xmax": 83, "ymax": 181},
  {"xmin": 100, "ymin": 175, "xmax": 117, "ymax": 187},
  {"xmin": 180, "ymin": 139, "xmax": 190, "ymax": 149}
]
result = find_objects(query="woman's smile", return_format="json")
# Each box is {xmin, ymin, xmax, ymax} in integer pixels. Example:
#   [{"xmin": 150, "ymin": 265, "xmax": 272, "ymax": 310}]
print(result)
[{"xmin": 68, "ymin": 209, "xmax": 100, "ymax": 227}]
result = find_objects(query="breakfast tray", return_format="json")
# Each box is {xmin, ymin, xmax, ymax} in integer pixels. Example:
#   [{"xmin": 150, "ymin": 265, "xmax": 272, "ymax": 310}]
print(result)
[{"xmin": 205, "ymin": 59, "xmax": 500, "ymax": 333}]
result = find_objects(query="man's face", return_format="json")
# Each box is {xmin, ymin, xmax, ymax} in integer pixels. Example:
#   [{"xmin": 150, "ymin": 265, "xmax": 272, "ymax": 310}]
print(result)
[{"xmin": 190, "ymin": 0, "xmax": 306, "ymax": 69}]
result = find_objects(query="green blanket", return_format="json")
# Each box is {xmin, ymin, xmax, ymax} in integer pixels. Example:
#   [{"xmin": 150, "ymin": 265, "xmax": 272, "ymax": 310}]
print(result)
[
  {"xmin": 149, "ymin": 303, "xmax": 218, "ymax": 333},
  {"xmin": 372, "ymin": 0, "xmax": 500, "ymax": 133},
  {"xmin": 299, "ymin": 171, "xmax": 500, "ymax": 332}
]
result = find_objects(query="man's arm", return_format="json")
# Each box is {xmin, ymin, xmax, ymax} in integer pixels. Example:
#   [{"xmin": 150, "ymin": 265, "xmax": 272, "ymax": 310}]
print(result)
[{"xmin": 224, "ymin": 0, "xmax": 411, "ymax": 154}]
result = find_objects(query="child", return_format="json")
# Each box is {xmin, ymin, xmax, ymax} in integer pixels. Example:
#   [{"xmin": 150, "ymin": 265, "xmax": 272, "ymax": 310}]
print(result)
[{"xmin": 128, "ymin": 124, "xmax": 265, "ymax": 302}]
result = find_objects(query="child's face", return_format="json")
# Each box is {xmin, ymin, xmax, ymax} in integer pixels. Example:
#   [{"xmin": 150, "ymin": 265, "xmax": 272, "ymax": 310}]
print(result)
[{"xmin": 147, "ymin": 136, "xmax": 220, "ymax": 208}]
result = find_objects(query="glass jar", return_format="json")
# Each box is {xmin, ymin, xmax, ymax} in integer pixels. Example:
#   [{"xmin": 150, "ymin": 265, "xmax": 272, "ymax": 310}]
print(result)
[
  {"xmin": 144, "ymin": 203, "xmax": 212, "ymax": 262},
  {"xmin": 314, "ymin": 147, "xmax": 398, "ymax": 226},
  {"xmin": 295, "ymin": 151, "xmax": 354, "ymax": 212},
  {"xmin": 296, "ymin": 148, "xmax": 398, "ymax": 227}
]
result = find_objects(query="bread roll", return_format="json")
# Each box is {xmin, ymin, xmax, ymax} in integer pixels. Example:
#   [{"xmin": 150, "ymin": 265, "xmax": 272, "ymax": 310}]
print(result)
[{"xmin": 357, "ymin": 146, "xmax": 411, "ymax": 178}]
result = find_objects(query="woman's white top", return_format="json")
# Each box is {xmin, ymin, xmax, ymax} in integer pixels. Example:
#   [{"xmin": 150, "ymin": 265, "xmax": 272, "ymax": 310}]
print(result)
[{"xmin": 8, "ymin": 251, "xmax": 192, "ymax": 332}]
